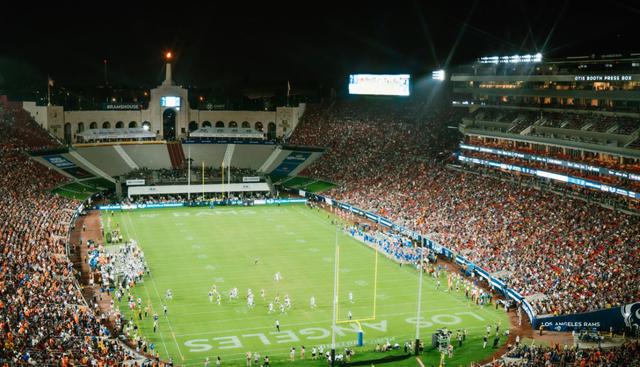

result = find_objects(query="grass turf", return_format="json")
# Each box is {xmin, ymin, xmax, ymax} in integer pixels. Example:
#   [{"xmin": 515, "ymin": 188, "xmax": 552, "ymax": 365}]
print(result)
[
  {"xmin": 53, "ymin": 177, "xmax": 114, "ymax": 200},
  {"xmin": 103, "ymin": 205, "xmax": 509, "ymax": 366},
  {"xmin": 53, "ymin": 187, "xmax": 93, "ymax": 200}
]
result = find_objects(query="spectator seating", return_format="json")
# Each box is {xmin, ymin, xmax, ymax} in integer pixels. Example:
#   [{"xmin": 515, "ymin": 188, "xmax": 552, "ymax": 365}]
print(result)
[{"xmin": 289, "ymin": 99, "xmax": 640, "ymax": 316}]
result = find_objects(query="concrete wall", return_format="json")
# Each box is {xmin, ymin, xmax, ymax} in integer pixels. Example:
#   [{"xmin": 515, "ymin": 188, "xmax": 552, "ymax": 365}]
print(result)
[
  {"xmin": 22, "ymin": 102, "xmax": 49, "ymax": 128},
  {"xmin": 75, "ymin": 146, "xmax": 131, "ymax": 176},
  {"xmin": 230, "ymin": 145, "xmax": 277, "ymax": 170},
  {"xmin": 22, "ymin": 103, "xmax": 64, "ymax": 138},
  {"xmin": 277, "ymin": 104, "xmax": 306, "ymax": 138},
  {"xmin": 185, "ymin": 144, "xmax": 227, "ymax": 168},
  {"xmin": 121, "ymin": 144, "xmax": 171, "ymax": 169}
]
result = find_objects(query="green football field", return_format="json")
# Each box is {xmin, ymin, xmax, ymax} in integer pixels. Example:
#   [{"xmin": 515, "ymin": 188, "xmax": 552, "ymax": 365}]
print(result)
[{"xmin": 104, "ymin": 205, "xmax": 510, "ymax": 366}]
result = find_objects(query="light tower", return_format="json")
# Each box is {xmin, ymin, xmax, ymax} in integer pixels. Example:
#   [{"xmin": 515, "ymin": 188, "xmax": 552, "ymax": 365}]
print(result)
[{"xmin": 163, "ymin": 51, "xmax": 173, "ymax": 86}]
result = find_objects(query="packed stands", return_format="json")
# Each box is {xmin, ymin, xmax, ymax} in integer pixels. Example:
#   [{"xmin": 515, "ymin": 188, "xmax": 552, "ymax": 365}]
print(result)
[
  {"xmin": 0, "ymin": 103, "xmax": 132, "ymax": 365},
  {"xmin": 464, "ymin": 137, "xmax": 640, "ymax": 175},
  {"xmin": 458, "ymin": 149, "xmax": 640, "ymax": 192},
  {"xmin": 498, "ymin": 340, "xmax": 640, "ymax": 367},
  {"xmin": 290, "ymin": 98, "xmax": 462, "ymax": 187},
  {"xmin": 289, "ymin": 99, "xmax": 640, "ymax": 316},
  {"xmin": 0, "ymin": 102, "xmax": 63, "ymax": 152}
]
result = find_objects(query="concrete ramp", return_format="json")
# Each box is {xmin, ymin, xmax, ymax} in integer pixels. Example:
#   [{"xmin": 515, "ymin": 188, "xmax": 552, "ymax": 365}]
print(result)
[
  {"xmin": 68, "ymin": 150, "xmax": 115, "ymax": 182},
  {"xmin": 223, "ymin": 144, "xmax": 236, "ymax": 167},
  {"xmin": 113, "ymin": 145, "xmax": 138, "ymax": 170}
]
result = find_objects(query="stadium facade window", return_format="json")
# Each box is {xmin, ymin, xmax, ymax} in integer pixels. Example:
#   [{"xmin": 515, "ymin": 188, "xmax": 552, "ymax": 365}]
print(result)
[
  {"xmin": 255, "ymin": 121, "xmax": 263, "ymax": 131},
  {"xmin": 115, "ymin": 121, "xmax": 124, "ymax": 128},
  {"xmin": 242, "ymin": 121, "xmax": 250, "ymax": 128},
  {"xmin": 129, "ymin": 121, "xmax": 137, "ymax": 128},
  {"xmin": 102, "ymin": 121, "xmax": 111, "ymax": 128},
  {"xmin": 229, "ymin": 121, "xmax": 238, "ymax": 128},
  {"xmin": 77, "ymin": 122, "xmax": 84, "ymax": 133},
  {"xmin": 202, "ymin": 121, "xmax": 212, "ymax": 127},
  {"xmin": 188, "ymin": 121, "xmax": 198, "ymax": 131},
  {"xmin": 142, "ymin": 121, "xmax": 151, "ymax": 130},
  {"xmin": 90, "ymin": 122, "xmax": 97, "ymax": 129},
  {"xmin": 216, "ymin": 121, "xmax": 225, "ymax": 128}
]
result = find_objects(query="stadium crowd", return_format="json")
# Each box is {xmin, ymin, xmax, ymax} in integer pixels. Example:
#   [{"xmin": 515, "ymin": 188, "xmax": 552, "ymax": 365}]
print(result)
[
  {"xmin": 457, "ymin": 150, "xmax": 640, "ymax": 191},
  {"xmin": 0, "ymin": 102, "xmax": 63, "ymax": 152},
  {"xmin": 466, "ymin": 136, "xmax": 640, "ymax": 175},
  {"xmin": 290, "ymin": 99, "xmax": 640, "ymax": 316},
  {"xmin": 1, "ymin": 91, "xmax": 639, "ymax": 364},
  {"xmin": 0, "ymin": 104, "xmax": 136, "ymax": 365},
  {"xmin": 497, "ymin": 340, "xmax": 640, "ymax": 367}
]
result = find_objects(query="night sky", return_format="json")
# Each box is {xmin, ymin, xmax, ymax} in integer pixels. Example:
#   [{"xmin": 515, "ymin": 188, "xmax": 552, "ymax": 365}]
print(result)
[{"xmin": 1, "ymin": 0, "xmax": 639, "ymax": 93}]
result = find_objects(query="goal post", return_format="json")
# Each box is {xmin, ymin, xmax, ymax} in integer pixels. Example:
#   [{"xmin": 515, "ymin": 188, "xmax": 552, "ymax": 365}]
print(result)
[{"xmin": 334, "ymin": 233, "xmax": 380, "ymax": 325}]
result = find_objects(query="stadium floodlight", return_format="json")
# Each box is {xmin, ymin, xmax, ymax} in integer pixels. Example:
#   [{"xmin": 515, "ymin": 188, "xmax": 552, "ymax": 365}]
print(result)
[
  {"xmin": 432, "ymin": 69, "xmax": 446, "ymax": 81},
  {"xmin": 478, "ymin": 53, "xmax": 542, "ymax": 64}
]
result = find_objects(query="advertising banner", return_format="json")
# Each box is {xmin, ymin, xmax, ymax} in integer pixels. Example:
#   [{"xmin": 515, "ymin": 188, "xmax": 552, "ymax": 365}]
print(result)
[
  {"xmin": 534, "ymin": 302, "xmax": 640, "ymax": 332},
  {"xmin": 272, "ymin": 151, "xmax": 311, "ymax": 176},
  {"xmin": 43, "ymin": 155, "xmax": 93, "ymax": 178},
  {"xmin": 126, "ymin": 179, "xmax": 145, "ymax": 186}
]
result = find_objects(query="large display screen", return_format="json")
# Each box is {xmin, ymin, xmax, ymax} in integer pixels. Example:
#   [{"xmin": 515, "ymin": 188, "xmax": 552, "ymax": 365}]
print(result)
[
  {"xmin": 160, "ymin": 96, "xmax": 181, "ymax": 107},
  {"xmin": 348, "ymin": 74, "xmax": 410, "ymax": 96}
]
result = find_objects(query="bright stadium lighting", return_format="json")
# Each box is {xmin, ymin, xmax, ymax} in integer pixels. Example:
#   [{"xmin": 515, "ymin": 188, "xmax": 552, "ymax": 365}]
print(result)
[
  {"xmin": 432, "ymin": 69, "xmax": 446, "ymax": 81},
  {"xmin": 478, "ymin": 53, "xmax": 542, "ymax": 64},
  {"xmin": 165, "ymin": 51, "xmax": 172, "ymax": 60},
  {"xmin": 142, "ymin": 124, "xmax": 150, "ymax": 131}
]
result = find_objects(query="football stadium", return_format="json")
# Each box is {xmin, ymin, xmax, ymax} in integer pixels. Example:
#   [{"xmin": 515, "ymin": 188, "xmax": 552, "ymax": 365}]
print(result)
[{"xmin": 2, "ymin": 3, "xmax": 640, "ymax": 367}]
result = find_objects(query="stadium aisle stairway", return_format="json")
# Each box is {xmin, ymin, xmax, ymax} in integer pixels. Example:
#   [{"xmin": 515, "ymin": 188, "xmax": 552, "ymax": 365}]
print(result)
[{"xmin": 167, "ymin": 141, "xmax": 186, "ymax": 168}]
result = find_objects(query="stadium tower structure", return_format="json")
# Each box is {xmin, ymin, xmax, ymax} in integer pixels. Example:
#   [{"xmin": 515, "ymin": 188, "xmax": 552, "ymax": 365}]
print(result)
[
  {"xmin": 451, "ymin": 53, "xmax": 640, "ymax": 202},
  {"xmin": 447, "ymin": 52, "xmax": 640, "ymax": 331},
  {"xmin": 21, "ymin": 53, "xmax": 305, "ymax": 145}
]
